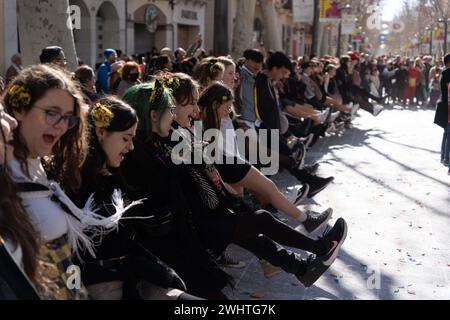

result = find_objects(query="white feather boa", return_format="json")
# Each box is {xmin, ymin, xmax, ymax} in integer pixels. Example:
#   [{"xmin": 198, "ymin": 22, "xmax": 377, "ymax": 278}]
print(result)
[{"xmin": 34, "ymin": 182, "xmax": 145, "ymax": 260}]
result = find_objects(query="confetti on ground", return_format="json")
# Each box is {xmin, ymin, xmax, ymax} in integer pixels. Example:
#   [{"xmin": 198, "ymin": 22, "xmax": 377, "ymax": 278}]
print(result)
[
  {"xmin": 250, "ymin": 291, "xmax": 266, "ymax": 299},
  {"xmin": 397, "ymin": 249, "xmax": 402, "ymax": 252},
  {"xmin": 407, "ymin": 289, "xmax": 416, "ymax": 295}
]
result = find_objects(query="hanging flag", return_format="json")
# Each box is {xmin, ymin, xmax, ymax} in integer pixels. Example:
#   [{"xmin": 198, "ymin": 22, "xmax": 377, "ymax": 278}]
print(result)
[
  {"xmin": 293, "ymin": 0, "xmax": 315, "ymax": 24},
  {"xmin": 341, "ymin": 14, "xmax": 356, "ymax": 35},
  {"xmin": 320, "ymin": 0, "xmax": 341, "ymax": 22}
]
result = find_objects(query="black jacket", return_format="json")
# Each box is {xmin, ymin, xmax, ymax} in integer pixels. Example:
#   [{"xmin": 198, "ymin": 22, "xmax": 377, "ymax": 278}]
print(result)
[
  {"xmin": 435, "ymin": 67, "xmax": 450, "ymax": 129},
  {"xmin": 255, "ymin": 72, "xmax": 281, "ymax": 130},
  {"xmin": 121, "ymin": 138, "xmax": 231, "ymax": 296},
  {"xmin": 75, "ymin": 174, "xmax": 186, "ymax": 291}
]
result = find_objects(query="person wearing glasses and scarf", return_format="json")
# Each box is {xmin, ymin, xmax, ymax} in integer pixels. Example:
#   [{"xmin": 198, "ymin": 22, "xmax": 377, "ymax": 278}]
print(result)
[{"xmin": 2, "ymin": 65, "xmax": 135, "ymax": 300}]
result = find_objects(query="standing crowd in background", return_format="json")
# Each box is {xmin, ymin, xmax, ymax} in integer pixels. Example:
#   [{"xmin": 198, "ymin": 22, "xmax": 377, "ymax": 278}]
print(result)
[{"xmin": 0, "ymin": 36, "xmax": 449, "ymax": 300}]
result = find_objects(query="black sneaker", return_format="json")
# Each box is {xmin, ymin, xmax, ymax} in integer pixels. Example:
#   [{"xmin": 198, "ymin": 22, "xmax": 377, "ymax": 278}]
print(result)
[
  {"xmin": 303, "ymin": 208, "xmax": 333, "ymax": 234},
  {"xmin": 307, "ymin": 176, "xmax": 334, "ymax": 198},
  {"xmin": 303, "ymin": 163, "xmax": 319, "ymax": 175},
  {"xmin": 295, "ymin": 254, "xmax": 330, "ymax": 288},
  {"xmin": 264, "ymin": 204, "xmax": 278, "ymax": 214},
  {"xmin": 319, "ymin": 218, "xmax": 348, "ymax": 266},
  {"xmin": 294, "ymin": 184, "xmax": 310, "ymax": 206},
  {"xmin": 291, "ymin": 141, "xmax": 306, "ymax": 170},
  {"xmin": 301, "ymin": 133, "xmax": 315, "ymax": 150},
  {"xmin": 444, "ymin": 159, "xmax": 450, "ymax": 167}
]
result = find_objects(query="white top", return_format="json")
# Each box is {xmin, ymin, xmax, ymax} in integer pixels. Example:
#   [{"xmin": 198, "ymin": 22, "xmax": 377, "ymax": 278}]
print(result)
[{"xmin": 8, "ymin": 158, "xmax": 69, "ymax": 242}]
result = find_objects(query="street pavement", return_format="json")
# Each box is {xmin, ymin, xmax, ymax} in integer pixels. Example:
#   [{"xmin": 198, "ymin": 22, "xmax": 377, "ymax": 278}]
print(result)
[{"xmin": 223, "ymin": 103, "xmax": 450, "ymax": 300}]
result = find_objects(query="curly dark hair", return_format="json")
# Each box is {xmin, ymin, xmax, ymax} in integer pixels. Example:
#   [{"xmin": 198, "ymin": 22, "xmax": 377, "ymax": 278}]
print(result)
[{"xmin": 2, "ymin": 64, "xmax": 88, "ymax": 194}]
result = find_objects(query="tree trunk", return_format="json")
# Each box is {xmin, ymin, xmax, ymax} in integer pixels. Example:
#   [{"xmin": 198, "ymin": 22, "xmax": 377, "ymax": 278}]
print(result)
[
  {"xmin": 260, "ymin": 0, "xmax": 282, "ymax": 52},
  {"xmin": 231, "ymin": 0, "xmax": 257, "ymax": 60},
  {"xmin": 17, "ymin": 0, "xmax": 78, "ymax": 71}
]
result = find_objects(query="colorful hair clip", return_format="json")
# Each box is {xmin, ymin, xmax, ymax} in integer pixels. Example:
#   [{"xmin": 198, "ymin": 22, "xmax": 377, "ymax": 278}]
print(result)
[
  {"xmin": 91, "ymin": 102, "xmax": 114, "ymax": 128},
  {"xmin": 8, "ymin": 85, "xmax": 31, "ymax": 109}
]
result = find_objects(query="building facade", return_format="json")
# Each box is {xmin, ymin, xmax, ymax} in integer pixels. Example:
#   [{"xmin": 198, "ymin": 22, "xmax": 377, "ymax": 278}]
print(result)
[
  {"xmin": 0, "ymin": 0, "xmax": 212, "ymax": 75},
  {"xmin": 0, "ymin": 0, "xmax": 316, "ymax": 76}
]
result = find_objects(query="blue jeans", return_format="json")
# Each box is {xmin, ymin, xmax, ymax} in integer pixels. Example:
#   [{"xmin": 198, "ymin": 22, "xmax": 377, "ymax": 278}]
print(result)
[{"xmin": 442, "ymin": 124, "xmax": 450, "ymax": 164}]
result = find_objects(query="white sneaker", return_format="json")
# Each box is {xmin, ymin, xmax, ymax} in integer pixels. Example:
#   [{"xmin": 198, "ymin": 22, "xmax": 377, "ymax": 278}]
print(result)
[
  {"xmin": 345, "ymin": 102, "xmax": 353, "ymax": 113},
  {"xmin": 329, "ymin": 111, "xmax": 340, "ymax": 123},
  {"xmin": 318, "ymin": 108, "xmax": 331, "ymax": 124},
  {"xmin": 351, "ymin": 104, "xmax": 360, "ymax": 120},
  {"xmin": 372, "ymin": 104, "xmax": 384, "ymax": 117}
]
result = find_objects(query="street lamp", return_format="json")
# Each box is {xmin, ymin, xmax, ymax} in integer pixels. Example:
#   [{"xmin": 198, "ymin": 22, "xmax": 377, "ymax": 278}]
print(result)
[
  {"xmin": 438, "ymin": 17, "xmax": 450, "ymax": 54},
  {"xmin": 337, "ymin": 3, "xmax": 352, "ymax": 57},
  {"xmin": 425, "ymin": 26, "xmax": 433, "ymax": 55},
  {"xmin": 169, "ymin": 0, "xmax": 176, "ymax": 50}
]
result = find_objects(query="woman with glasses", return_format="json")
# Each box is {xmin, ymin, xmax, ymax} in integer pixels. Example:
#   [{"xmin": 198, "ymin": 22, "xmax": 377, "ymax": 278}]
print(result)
[{"xmin": 2, "ymin": 65, "xmax": 130, "ymax": 299}]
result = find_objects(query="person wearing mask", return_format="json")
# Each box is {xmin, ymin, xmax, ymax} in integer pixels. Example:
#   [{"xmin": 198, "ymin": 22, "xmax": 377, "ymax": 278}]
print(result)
[{"xmin": 117, "ymin": 62, "xmax": 142, "ymax": 98}]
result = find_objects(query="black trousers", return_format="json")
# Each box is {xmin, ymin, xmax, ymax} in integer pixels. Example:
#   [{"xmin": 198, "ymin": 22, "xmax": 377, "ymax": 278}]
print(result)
[{"xmin": 199, "ymin": 210, "xmax": 326, "ymax": 276}]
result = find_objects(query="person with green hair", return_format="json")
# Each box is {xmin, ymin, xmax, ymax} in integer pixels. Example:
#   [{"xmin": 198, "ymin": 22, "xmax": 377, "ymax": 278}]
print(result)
[
  {"xmin": 122, "ymin": 80, "xmax": 232, "ymax": 300},
  {"xmin": 123, "ymin": 81, "xmax": 176, "ymax": 143}
]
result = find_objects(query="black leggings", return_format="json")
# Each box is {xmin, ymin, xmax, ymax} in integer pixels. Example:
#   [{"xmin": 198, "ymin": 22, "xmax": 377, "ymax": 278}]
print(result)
[{"xmin": 233, "ymin": 210, "xmax": 326, "ymax": 256}]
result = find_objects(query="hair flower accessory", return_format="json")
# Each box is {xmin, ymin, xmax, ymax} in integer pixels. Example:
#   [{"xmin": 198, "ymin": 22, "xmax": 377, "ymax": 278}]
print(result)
[
  {"xmin": 8, "ymin": 85, "xmax": 31, "ymax": 109},
  {"xmin": 91, "ymin": 103, "xmax": 114, "ymax": 128},
  {"xmin": 161, "ymin": 77, "xmax": 181, "ymax": 91},
  {"xmin": 222, "ymin": 93, "xmax": 232, "ymax": 104},
  {"xmin": 149, "ymin": 80, "xmax": 166, "ymax": 105}
]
